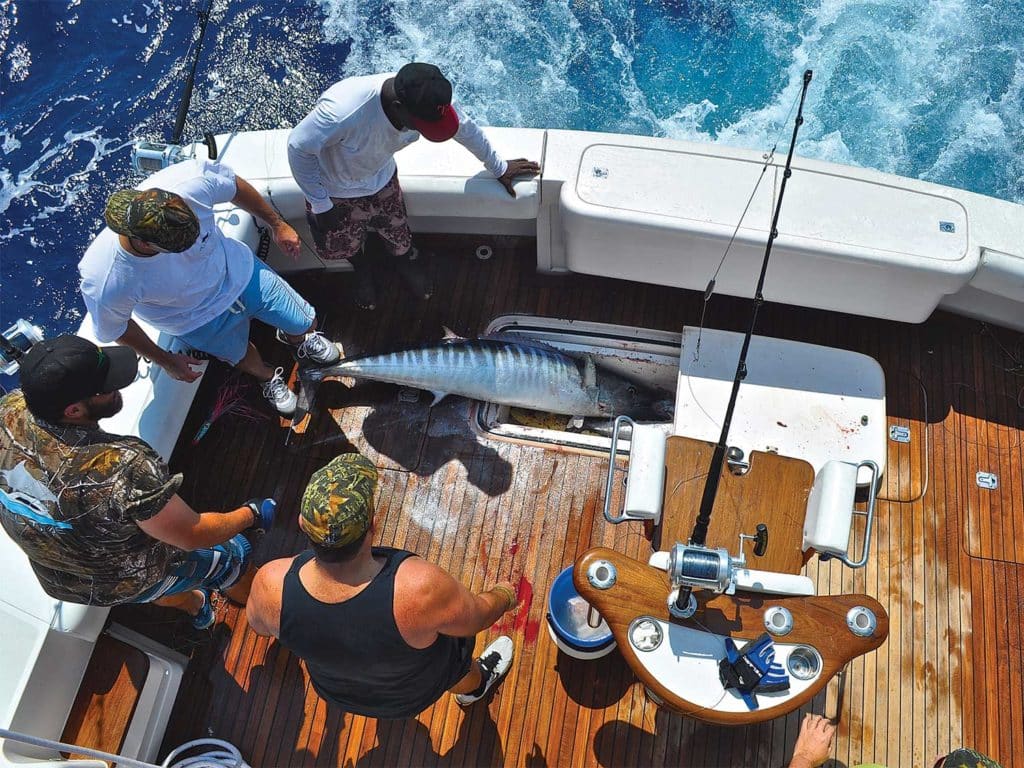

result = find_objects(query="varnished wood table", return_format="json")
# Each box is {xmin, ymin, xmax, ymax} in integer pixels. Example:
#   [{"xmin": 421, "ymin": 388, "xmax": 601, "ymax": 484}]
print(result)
[
  {"xmin": 575, "ymin": 548, "xmax": 889, "ymax": 725},
  {"xmin": 659, "ymin": 435, "xmax": 816, "ymax": 574}
]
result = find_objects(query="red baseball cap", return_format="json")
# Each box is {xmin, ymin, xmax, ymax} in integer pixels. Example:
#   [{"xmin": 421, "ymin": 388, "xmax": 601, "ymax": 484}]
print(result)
[{"xmin": 408, "ymin": 104, "xmax": 460, "ymax": 142}]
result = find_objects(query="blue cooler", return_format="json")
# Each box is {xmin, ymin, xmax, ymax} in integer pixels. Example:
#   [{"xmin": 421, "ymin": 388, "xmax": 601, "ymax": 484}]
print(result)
[{"xmin": 546, "ymin": 565, "xmax": 616, "ymax": 659}]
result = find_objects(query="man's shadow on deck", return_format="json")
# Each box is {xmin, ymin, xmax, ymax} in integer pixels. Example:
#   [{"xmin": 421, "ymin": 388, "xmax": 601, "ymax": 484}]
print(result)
[
  {"xmin": 197, "ymin": 635, "xmax": 509, "ymax": 767},
  {"xmin": 295, "ymin": 378, "xmax": 514, "ymax": 497},
  {"xmin": 591, "ymin": 703, "xmax": 849, "ymax": 768},
  {"xmin": 349, "ymin": 707, "xmax": 506, "ymax": 768}
]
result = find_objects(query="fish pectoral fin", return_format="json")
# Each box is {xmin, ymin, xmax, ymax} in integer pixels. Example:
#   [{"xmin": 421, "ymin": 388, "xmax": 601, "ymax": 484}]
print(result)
[
  {"xmin": 429, "ymin": 391, "xmax": 448, "ymax": 407},
  {"xmin": 582, "ymin": 355, "xmax": 597, "ymax": 389},
  {"xmin": 441, "ymin": 326, "xmax": 464, "ymax": 341}
]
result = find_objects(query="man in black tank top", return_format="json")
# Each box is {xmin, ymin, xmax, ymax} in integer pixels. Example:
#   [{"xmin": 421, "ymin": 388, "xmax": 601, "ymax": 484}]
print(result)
[{"xmin": 246, "ymin": 454, "xmax": 519, "ymax": 719}]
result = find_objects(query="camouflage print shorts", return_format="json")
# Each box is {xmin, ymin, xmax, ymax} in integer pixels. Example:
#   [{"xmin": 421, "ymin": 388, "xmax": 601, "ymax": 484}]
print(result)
[{"xmin": 305, "ymin": 172, "xmax": 413, "ymax": 261}]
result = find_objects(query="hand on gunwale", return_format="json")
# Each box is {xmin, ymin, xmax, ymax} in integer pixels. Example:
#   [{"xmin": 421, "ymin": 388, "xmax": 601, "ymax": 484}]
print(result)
[{"xmin": 498, "ymin": 158, "xmax": 542, "ymax": 197}]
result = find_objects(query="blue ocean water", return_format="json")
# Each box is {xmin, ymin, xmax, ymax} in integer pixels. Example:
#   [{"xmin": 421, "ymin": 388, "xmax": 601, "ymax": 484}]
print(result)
[{"xmin": 2, "ymin": 0, "xmax": 1023, "ymax": 385}]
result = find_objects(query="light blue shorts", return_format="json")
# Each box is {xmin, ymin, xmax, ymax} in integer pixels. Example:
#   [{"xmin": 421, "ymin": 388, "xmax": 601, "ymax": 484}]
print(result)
[{"xmin": 177, "ymin": 259, "xmax": 315, "ymax": 365}]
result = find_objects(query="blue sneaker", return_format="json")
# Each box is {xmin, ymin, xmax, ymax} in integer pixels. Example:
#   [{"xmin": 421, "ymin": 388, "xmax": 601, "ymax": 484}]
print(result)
[{"xmin": 192, "ymin": 590, "xmax": 215, "ymax": 630}]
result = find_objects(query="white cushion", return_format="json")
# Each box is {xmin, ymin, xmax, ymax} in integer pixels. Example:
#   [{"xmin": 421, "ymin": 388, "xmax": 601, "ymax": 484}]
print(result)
[{"xmin": 803, "ymin": 460, "xmax": 859, "ymax": 555}]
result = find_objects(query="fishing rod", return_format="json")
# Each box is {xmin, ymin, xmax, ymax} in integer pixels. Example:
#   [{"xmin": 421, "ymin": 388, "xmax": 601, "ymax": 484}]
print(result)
[
  {"xmin": 672, "ymin": 69, "xmax": 813, "ymax": 616},
  {"xmin": 133, "ymin": 0, "xmax": 216, "ymax": 172},
  {"xmin": 171, "ymin": 0, "xmax": 215, "ymax": 145}
]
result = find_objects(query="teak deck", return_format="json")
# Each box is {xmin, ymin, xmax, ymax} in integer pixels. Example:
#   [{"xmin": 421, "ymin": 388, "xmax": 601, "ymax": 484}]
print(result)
[{"xmin": 113, "ymin": 234, "xmax": 1024, "ymax": 767}]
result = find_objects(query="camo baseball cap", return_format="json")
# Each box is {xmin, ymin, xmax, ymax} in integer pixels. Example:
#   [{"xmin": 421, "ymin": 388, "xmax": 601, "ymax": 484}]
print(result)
[
  {"xmin": 299, "ymin": 454, "xmax": 378, "ymax": 547},
  {"xmin": 104, "ymin": 188, "xmax": 200, "ymax": 252}
]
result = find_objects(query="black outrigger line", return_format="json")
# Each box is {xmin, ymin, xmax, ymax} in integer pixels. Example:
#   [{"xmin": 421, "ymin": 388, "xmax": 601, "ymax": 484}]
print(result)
[
  {"xmin": 170, "ymin": 0, "xmax": 215, "ymax": 146},
  {"xmin": 675, "ymin": 69, "xmax": 814, "ymax": 612}
]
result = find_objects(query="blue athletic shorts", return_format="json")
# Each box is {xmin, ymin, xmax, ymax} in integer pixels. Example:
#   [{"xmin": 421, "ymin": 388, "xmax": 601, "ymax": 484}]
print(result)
[
  {"xmin": 131, "ymin": 534, "xmax": 252, "ymax": 602},
  {"xmin": 176, "ymin": 259, "xmax": 315, "ymax": 365}
]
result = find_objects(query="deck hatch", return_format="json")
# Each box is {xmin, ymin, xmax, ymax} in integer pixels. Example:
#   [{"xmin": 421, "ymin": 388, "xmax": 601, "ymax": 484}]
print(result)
[{"xmin": 474, "ymin": 315, "xmax": 679, "ymax": 453}]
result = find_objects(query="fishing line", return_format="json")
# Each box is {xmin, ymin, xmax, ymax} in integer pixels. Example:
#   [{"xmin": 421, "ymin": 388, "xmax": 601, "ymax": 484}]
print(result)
[
  {"xmin": 980, "ymin": 322, "xmax": 1024, "ymax": 375},
  {"xmin": 675, "ymin": 69, "xmax": 814, "ymax": 616},
  {"xmin": 692, "ymin": 79, "xmax": 806, "ymax": 364},
  {"xmin": 261, "ymin": 125, "xmax": 329, "ymax": 268}
]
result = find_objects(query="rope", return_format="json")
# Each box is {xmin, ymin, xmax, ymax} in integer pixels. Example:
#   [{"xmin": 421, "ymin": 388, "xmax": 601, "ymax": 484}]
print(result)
[{"xmin": 0, "ymin": 728, "xmax": 249, "ymax": 768}]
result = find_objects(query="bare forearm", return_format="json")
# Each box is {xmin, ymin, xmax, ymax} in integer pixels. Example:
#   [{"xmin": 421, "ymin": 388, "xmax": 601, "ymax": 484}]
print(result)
[
  {"xmin": 181, "ymin": 506, "xmax": 253, "ymax": 550},
  {"xmin": 232, "ymin": 176, "xmax": 286, "ymax": 228},
  {"xmin": 469, "ymin": 586, "xmax": 516, "ymax": 633},
  {"xmin": 117, "ymin": 321, "xmax": 171, "ymax": 365}
]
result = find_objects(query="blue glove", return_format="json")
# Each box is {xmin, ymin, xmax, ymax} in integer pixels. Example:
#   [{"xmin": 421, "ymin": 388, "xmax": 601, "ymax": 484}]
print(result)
[
  {"xmin": 245, "ymin": 498, "xmax": 276, "ymax": 531},
  {"xmin": 719, "ymin": 633, "xmax": 790, "ymax": 710}
]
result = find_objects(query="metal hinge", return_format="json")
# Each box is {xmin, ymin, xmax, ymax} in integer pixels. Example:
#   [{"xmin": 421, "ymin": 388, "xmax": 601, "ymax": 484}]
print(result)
[
  {"xmin": 889, "ymin": 425, "xmax": 911, "ymax": 443},
  {"xmin": 976, "ymin": 472, "xmax": 999, "ymax": 490}
]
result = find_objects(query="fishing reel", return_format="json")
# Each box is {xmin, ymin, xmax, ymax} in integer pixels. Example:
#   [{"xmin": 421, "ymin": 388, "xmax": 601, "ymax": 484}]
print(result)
[
  {"xmin": 0, "ymin": 319, "xmax": 44, "ymax": 376},
  {"xmin": 666, "ymin": 543, "xmax": 745, "ymax": 619},
  {"xmin": 131, "ymin": 141, "xmax": 187, "ymax": 174},
  {"xmin": 131, "ymin": 134, "xmax": 217, "ymax": 175},
  {"xmin": 655, "ymin": 526, "xmax": 770, "ymax": 619}
]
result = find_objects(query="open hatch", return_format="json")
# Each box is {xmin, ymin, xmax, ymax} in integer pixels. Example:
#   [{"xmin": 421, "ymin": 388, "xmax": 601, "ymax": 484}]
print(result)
[{"xmin": 473, "ymin": 315, "xmax": 680, "ymax": 453}]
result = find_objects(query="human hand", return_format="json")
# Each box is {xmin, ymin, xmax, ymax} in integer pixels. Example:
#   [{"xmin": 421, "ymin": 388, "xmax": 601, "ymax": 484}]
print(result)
[
  {"xmin": 788, "ymin": 714, "xmax": 836, "ymax": 768},
  {"xmin": 160, "ymin": 352, "xmax": 203, "ymax": 382},
  {"xmin": 273, "ymin": 222, "xmax": 301, "ymax": 261},
  {"xmin": 313, "ymin": 205, "xmax": 340, "ymax": 235},
  {"xmin": 497, "ymin": 158, "xmax": 541, "ymax": 197},
  {"xmin": 245, "ymin": 498, "xmax": 277, "ymax": 532}
]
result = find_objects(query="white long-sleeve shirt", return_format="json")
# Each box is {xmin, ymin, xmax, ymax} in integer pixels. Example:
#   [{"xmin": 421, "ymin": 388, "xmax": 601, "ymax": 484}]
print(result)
[{"xmin": 287, "ymin": 73, "xmax": 507, "ymax": 213}]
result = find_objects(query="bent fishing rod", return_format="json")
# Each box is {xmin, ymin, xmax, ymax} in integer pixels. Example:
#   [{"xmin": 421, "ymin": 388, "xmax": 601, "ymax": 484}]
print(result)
[
  {"xmin": 170, "ymin": 0, "xmax": 215, "ymax": 146},
  {"xmin": 674, "ymin": 69, "xmax": 813, "ymax": 614}
]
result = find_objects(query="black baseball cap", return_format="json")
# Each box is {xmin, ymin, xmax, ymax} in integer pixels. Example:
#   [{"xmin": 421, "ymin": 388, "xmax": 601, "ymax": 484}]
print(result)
[
  {"xmin": 19, "ymin": 335, "xmax": 139, "ymax": 421},
  {"xmin": 394, "ymin": 63, "xmax": 460, "ymax": 142}
]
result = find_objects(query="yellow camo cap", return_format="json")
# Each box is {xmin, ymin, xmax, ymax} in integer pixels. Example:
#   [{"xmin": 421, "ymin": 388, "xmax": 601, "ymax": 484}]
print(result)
[{"xmin": 299, "ymin": 454, "xmax": 378, "ymax": 547}]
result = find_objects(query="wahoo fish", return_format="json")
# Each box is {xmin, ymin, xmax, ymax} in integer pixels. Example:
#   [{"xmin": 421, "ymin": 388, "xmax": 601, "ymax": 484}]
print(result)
[{"xmin": 301, "ymin": 335, "xmax": 673, "ymax": 420}]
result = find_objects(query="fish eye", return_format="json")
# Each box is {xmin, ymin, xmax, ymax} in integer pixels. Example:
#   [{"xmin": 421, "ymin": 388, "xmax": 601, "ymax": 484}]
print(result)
[{"xmin": 627, "ymin": 385, "xmax": 638, "ymax": 396}]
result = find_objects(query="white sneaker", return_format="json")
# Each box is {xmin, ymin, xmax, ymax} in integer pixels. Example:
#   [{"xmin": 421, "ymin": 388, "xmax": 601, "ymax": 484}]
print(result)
[
  {"xmin": 277, "ymin": 330, "xmax": 341, "ymax": 366},
  {"xmin": 455, "ymin": 635, "xmax": 514, "ymax": 706},
  {"xmin": 260, "ymin": 367, "xmax": 297, "ymax": 415}
]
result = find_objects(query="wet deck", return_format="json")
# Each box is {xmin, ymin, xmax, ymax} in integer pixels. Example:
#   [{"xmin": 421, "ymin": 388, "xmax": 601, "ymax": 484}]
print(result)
[{"xmin": 114, "ymin": 234, "xmax": 1024, "ymax": 767}]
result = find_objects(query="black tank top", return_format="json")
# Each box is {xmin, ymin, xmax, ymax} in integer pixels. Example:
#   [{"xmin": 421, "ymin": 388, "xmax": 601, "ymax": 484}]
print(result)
[{"xmin": 279, "ymin": 547, "xmax": 472, "ymax": 719}]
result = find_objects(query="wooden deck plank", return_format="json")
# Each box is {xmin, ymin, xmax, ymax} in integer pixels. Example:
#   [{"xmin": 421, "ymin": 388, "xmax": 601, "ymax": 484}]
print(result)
[
  {"xmin": 102, "ymin": 239, "xmax": 1024, "ymax": 768},
  {"xmin": 61, "ymin": 634, "xmax": 149, "ymax": 764}
]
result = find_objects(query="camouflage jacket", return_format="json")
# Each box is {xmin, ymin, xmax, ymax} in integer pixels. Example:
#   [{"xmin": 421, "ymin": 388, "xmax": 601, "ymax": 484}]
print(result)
[{"xmin": 0, "ymin": 391, "xmax": 184, "ymax": 605}]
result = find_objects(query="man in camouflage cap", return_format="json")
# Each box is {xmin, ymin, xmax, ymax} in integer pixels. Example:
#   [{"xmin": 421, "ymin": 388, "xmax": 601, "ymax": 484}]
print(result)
[
  {"xmin": 0, "ymin": 335, "xmax": 276, "ymax": 630},
  {"xmin": 296, "ymin": 452, "xmax": 378, "ymax": 548},
  {"xmin": 248, "ymin": 453, "xmax": 519, "ymax": 718},
  {"xmin": 79, "ymin": 156, "xmax": 341, "ymax": 416},
  {"xmin": 104, "ymin": 188, "xmax": 201, "ymax": 253}
]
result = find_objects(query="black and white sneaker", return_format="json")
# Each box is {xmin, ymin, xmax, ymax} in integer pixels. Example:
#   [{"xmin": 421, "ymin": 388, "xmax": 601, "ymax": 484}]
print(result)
[
  {"xmin": 260, "ymin": 367, "xmax": 297, "ymax": 415},
  {"xmin": 455, "ymin": 635, "xmax": 514, "ymax": 706},
  {"xmin": 277, "ymin": 330, "xmax": 341, "ymax": 365}
]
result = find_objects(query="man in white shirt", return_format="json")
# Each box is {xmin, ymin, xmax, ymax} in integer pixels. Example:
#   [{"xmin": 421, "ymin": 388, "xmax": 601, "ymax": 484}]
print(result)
[
  {"xmin": 288, "ymin": 62, "xmax": 540, "ymax": 310},
  {"xmin": 79, "ymin": 158, "xmax": 340, "ymax": 415}
]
